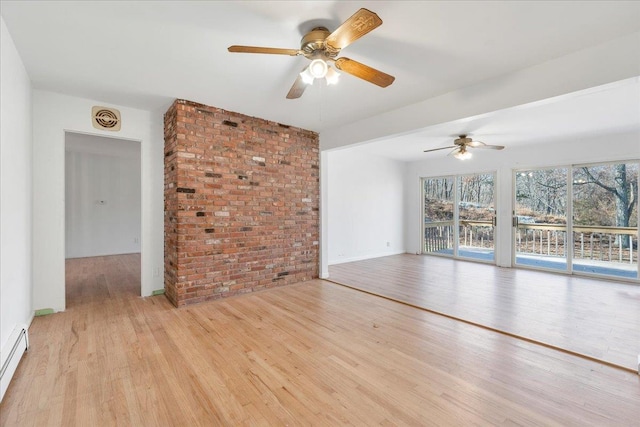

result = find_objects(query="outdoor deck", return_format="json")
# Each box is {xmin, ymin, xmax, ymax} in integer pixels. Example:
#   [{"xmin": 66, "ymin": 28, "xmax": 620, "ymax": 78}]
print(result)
[{"xmin": 424, "ymin": 221, "xmax": 638, "ymax": 279}]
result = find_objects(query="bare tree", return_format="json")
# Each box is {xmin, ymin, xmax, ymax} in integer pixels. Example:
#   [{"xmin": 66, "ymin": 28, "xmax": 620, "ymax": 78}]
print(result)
[
  {"xmin": 577, "ymin": 164, "xmax": 637, "ymax": 247},
  {"xmin": 515, "ymin": 169, "xmax": 567, "ymax": 219},
  {"xmin": 578, "ymin": 165, "xmax": 636, "ymax": 226}
]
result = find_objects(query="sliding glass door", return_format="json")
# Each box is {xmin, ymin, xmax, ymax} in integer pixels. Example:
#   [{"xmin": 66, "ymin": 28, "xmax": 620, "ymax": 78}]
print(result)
[
  {"xmin": 572, "ymin": 162, "xmax": 638, "ymax": 279},
  {"xmin": 422, "ymin": 176, "xmax": 455, "ymax": 255},
  {"xmin": 513, "ymin": 161, "xmax": 638, "ymax": 280},
  {"xmin": 514, "ymin": 168, "xmax": 568, "ymax": 271},
  {"xmin": 422, "ymin": 173, "xmax": 496, "ymax": 262},
  {"xmin": 458, "ymin": 173, "xmax": 495, "ymax": 261}
]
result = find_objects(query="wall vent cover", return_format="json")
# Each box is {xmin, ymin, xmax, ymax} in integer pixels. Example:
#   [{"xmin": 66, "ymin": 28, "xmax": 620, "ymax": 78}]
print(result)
[{"xmin": 91, "ymin": 106, "xmax": 121, "ymax": 131}]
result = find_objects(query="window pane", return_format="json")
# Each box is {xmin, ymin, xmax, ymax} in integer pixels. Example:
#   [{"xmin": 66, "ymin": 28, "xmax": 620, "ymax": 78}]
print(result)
[
  {"xmin": 572, "ymin": 162, "xmax": 638, "ymax": 279},
  {"xmin": 458, "ymin": 173, "xmax": 495, "ymax": 261},
  {"xmin": 514, "ymin": 168, "xmax": 568, "ymax": 271},
  {"xmin": 423, "ymin": 177, "xmax": 454, "ymax": 255}
]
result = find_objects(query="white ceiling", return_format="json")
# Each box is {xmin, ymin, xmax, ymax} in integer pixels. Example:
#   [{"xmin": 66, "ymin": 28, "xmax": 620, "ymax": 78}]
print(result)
[
  {"xmin": 1, "ymin": 1, "xmax": 639, "ymax": 161},
  {"xmin": 360, "ymin": 77, "xmax": 640, "ymax": 161}
]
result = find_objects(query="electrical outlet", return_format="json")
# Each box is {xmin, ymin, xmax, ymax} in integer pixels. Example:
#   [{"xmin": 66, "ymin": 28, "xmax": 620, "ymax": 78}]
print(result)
[
  {"xmin": 153, "ymin": 267, "xmax": 160, "ymax": 278},
  {"xmin": 386, "ymin": 241, "xmax": 390, "ymax": 247},
  {"xmin": 134, "ymin": 237, "xmax": 139, "ymax": 244}
]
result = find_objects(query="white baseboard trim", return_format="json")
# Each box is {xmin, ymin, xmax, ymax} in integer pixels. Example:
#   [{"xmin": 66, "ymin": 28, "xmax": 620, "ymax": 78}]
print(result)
[{"xmin": 328, "ymin": 250, "xmax": 407, "ymax": 266}]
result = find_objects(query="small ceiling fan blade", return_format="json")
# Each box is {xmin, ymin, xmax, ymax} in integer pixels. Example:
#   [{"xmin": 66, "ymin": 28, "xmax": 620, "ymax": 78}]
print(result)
[
  {"xmin": 473, "ymin": 144, "xmax": 505, "ymax": 150},
  {"xmin": 228, "ymin": 45, "xmax": 301, "ymax": 56},
  {"xmin": 334, "ymin": 57, "xmax": 395, "ymax": 87},
  {"xmin": 325, "ymin": 8, "xmax": 383, "ymax": 51},
  {"xmin": 467, "ymin": 140, "xmax": 486, "ymax": 147},
  {"xmin": 286, "ymin": 74, "xmax": 307, "ymax": 99},
  {"xmin": 424, "ymin": 145, "xmax": 457, "ymax": 153}
]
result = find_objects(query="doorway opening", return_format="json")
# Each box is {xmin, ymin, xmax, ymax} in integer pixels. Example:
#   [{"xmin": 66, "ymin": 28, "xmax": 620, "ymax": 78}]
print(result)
[{"xmin": 64, "ymin": 132, "xmax": 142, "ymax": 307}]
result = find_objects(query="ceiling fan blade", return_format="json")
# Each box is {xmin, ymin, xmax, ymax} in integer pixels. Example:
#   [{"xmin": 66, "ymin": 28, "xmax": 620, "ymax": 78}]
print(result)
[
  {"xmin": 424, "ymin": 145, "xmax": 457, "ymax": 153},
  {"xmin": 467, "ymin": 140, "xmax": 485, "ymax": 147},
  {"xmin": 473, "ymin": 144, "xmax": 505, "ymax": 150},
  {"xmin": 286, "ymin": 74, "xmax": 307, "ymax": 99},
  {"xmin": 325, "ymin": 8, "xmax": 383, "ymax": 51},
  {"xmin": 334, "ymin": 57, "xmax": 395, "ymax": 87},
  {"xmin": 228, "ymin": 45, "xmax": 301, "ymax": 56},
  {"xmin": 447, "ymin": 147, "xmax": 462, "ymax": 156}
]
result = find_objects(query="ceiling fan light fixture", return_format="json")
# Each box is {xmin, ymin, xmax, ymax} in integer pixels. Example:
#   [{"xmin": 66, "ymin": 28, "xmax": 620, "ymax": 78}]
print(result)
[
  {"xmin": 325, "ymin": 67, "xmax": 340, "ymax": 85},
  {"xmin": 300, "ymin": 67, "xmax": 315, "ymax": 85},
  {"xmin": 308, "ymin": 58, "xmax": 328, "ymax": 78},
  {"xmin": 453, "ymin": 148, "xmax": 472, "ymax": 160}
]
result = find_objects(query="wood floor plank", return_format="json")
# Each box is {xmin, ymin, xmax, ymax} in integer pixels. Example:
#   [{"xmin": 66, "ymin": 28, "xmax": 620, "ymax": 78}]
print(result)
[
  {"xmin": 1, "ymin": 254, "xmax": 639, "ymax": 425},
  {"xmin": 329, "ymin": 254, "xmax": 640, "ymax": 371}
]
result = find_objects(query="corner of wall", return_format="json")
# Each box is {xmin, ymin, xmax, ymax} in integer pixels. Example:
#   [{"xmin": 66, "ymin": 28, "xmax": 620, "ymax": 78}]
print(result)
[{"xmin": 1, "ymin": 15, "xmax": 35, "ymax": 400}]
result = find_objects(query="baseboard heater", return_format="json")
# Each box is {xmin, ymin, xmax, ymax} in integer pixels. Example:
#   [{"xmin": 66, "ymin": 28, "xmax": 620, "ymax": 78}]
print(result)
[{"xmin": 0, "ymin": 326, "xmax": 29, "ymax": 402}]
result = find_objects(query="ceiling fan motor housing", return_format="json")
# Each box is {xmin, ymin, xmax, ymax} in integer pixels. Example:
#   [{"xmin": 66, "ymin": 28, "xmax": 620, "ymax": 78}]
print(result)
[
  {"xmin": 454, "ymin": 135, "xmax": 472, "ymax": 146},
  {"xmin": 301, "ymin": 27, "xmax": 337, "ymax": 58}
]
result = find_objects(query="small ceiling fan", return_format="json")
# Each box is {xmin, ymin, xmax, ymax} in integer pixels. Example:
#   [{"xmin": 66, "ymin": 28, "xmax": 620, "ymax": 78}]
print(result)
[
  {"xmin": 423, "ymin": 135, "xmax": 505, "ymax": 160},
  {"xmin": 228, "ymin": 8, "xmax": 395, "ymax": 99}
]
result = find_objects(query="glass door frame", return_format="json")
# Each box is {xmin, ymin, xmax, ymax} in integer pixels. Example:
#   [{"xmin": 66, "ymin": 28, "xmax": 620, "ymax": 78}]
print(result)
[
  {"xmin": 511, "ymin": 165, "xmax": 571, "ymax": 274},
  {"xmin": 421, "ymin": 175, "xmax": 457, "ymax": 258},
  {"xmin": 421, "ymin": 171, "xmax": 497, "ymax": 264},
  {"xmin": 512, "ymin": 160, "xmax": 640, "ymax": 282},
  {"xmin": 571, "ymin": 160, "xmax": 639, "ymax": 281},
  {"xmin": 457, "ymin": 172, "xmax": 497, "ymax": 263}
]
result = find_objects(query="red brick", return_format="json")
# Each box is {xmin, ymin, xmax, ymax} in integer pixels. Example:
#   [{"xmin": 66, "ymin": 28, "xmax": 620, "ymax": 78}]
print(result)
[{"xmin": 164, "ymin": 99, "xmax": 319, "ymax": 307}]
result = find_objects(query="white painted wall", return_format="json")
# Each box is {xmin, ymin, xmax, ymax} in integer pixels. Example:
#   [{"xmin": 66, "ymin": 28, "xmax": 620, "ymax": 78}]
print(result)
[
  {"xmin": 327, "ymin": 149, "xmax": 405, "ymax": 265},
  {"xmin": 65, "ymin": 137, "xmax": 141, "ymax": 258},
  {"xmin": 33, "ymin": 91, "xmax": 165, "ymax": 312},
  {"xmin": 0, "ymin": 16, "xmax": 33, "ymax": 399},
  {"xmin": 404, "ymin": 131, "xmax": 640, "ymax": 267}
]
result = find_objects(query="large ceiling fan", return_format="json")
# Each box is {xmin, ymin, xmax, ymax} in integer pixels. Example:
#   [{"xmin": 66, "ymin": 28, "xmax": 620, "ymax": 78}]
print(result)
[
  {"xmin": 228, "ymin": 8, "xmax": 395, "ymax": 99},
  {"xmin": 424, "ymin": 135, "xmax": 505, "ymax": 160}
]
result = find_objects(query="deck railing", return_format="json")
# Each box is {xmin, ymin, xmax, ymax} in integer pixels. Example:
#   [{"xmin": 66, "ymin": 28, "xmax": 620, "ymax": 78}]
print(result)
[
  {"xmin": 423, "ymin": 220, "xmax": 494, "ymax": 253},
  {"xmin": 423, "ymin": 221, "xmax": 454, "ymax": 252},
  {"xmin": 424, "ymin": 221, "xmax": 638, "ymax": 264},
  {"xmin": 516, "ymin": 223, "xmax": 637, "ymax": 263}
]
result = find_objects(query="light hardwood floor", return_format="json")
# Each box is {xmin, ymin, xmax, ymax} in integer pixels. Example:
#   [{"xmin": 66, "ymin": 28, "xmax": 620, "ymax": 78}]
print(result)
[
  {"xmin": 1, "ymin": 254, "xmax": 639, "ymax": 425},
  {"xmin": 329, "ymin": 254, "xmax": 640, "ymax": 372}
]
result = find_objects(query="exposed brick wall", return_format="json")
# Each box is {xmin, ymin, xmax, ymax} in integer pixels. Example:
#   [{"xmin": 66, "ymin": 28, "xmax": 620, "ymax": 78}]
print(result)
[{"xmin": 164, "ymin": 99, "xmax": 319, "ymax": 307}]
